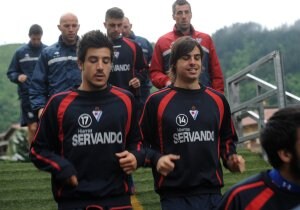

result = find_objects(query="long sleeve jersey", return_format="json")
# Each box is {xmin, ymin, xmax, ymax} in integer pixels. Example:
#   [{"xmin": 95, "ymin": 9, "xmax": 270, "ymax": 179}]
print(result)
[
  {"xmin": 140, "ymin": 85, "xmax": 237, "ymax": 197},
  {"xmin": 109, "ymin": 36, "xmax": 148, "ymax": 97},
  {"xmin": 29, "ymin": 35, "xmax": 81, "ymax": 111},
  {"xmin": 30, "ymin": 85, "xmax": 144, "ymax": 208},
  {"xmin": 218, "ymin": 170, "xmax": 300, "ymax": 210},
  {"xmin": 7, "ymin": 42, "xmax": 47, "ymax": 99},
  {"xmin": 150, "ymin": 25, "xmax": 224, "ymax": 93},
  {"xmin": 128, "ymin": 32, "xmax": 154, "ymax": 104}
]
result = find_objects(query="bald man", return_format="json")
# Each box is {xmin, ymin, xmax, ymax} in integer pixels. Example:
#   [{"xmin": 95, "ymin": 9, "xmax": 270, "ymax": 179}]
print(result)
[{"xmin": 30, "ymin": 12, "xmax": 82, "ymax": 118}]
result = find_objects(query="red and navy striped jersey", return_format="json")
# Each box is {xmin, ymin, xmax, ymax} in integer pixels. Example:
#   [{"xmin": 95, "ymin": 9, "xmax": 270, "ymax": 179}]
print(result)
[
  {"xmin": 109, "ymin": 36, "xmax": 148, "ymax": 96},
  {"xmin": 30, "ymin": 85, "xmax": 144, "ymax": 206},
  {"xmin": 218, "ymin": 171, "xmax": 300, "ymax": 210},
  {"xmin": 140, "ymin": 84, "xmax": 237, "ymax": 197}
]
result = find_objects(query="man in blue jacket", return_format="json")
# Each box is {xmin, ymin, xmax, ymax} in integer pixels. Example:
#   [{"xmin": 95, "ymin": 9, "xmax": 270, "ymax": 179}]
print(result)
[
  {"xmin": 7, "ymin": 24, "xmax": 47, "ymax": 144},
  {"xmin": 29, "ymin": 13, "xmax": 81, "ymax": 118}
]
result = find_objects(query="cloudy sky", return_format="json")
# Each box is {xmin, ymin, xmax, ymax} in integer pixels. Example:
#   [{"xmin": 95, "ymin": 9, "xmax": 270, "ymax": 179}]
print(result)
[{"xmin": 0, "ymin": 0, "xmax": 299, "ymax": 45}]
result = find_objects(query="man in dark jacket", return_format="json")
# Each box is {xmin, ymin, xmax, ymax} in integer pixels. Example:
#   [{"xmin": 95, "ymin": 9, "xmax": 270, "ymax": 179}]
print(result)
[
  {"xmin": 29, "ymin": 13, "xmax": 81, "ymax": 118},
  {"xmin": 30, "ymin": 30, "xmax": 144, "ymax": 210},
  {"xmin": 7, "ymin": 24, "xmax": 47, "ymax": 144}
]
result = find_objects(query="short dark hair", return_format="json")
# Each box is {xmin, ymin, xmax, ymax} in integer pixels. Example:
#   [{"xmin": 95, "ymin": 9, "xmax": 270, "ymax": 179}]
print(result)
[
  {"xmin": 169, "ymin": 36, "xmax": 203, "ymax": 79},
  {"xmin": 172, "ymin": 0, "xmax": 191, "ymax": 15},
  {"xmin": 29, "ymin": 24, "xmax": 43, "ymax": 36},
  {"xmin": 77, "ymin": 30, "xmax": 114, "ymax": 63},
  {"xmin": 105, "ymin": 7, "xmax": 124, "ymax": 21},
  {"xmin": 260, "ymin": 106, "xmax": 300, "ymax": 169}
]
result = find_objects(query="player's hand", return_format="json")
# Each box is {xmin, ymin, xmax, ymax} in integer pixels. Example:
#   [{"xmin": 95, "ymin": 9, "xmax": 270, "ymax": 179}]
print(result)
[
  {"xmin": 116, "ymin": 150, "xmax": 137, "ymax": 174},
  {"xmin": 227, "ymin": 154, "xmax": 245, "ymax": 173},
  {"xmin": 165, "ymin": 80, "xmax": 171, "ymax": 87},
  {"xmin": 129, "ymin": 77, "xmax": 140, "ymax": 88},
  {"xmin": 65, "ymin": 175, "xmax": 78, "ymax": 187},
  {"xmin": 18, "ymin": 74, "xmax": 27, "ymax": 83},
  {"xmin": 157, "ymin": 154, "xmax": 180, "ymax": 176},
  {"xmin": 38, "ymin": 108, "xmax": 44, "ymax": 119}
]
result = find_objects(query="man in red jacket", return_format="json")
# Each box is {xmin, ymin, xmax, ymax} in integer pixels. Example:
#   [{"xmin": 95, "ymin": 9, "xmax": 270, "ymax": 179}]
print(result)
[{"xmin": 150, "ymin": 0, "xmax": 224, "ymax": 93}]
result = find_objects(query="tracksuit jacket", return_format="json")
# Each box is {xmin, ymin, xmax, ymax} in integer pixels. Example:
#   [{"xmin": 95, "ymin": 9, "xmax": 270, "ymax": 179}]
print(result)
[
  {"xmin": 7, "ymin": 42, "xmax": 47, "ymax": 99},
  {"xmin": 109, "ymin": 36, "xmax": 148, "ymax": 98},
  {"xmin": 140, "ymin": 85, "xmax": 237, "ymax": 198},
  {"xmin": 29, "ymin": 35, "xmax": 81, "ymax": 111},
  {"xmin": 30, "ymin": 85, "xmax": 144, "ymax": 208},
  {"xmin": 150, "ymin": 25, "xmax": 224, "ymax": 93},
  {"xmin": 128, "ymin": 32, "xmax": 153, "ymax": 64},
  {"xmin": 218, "ymin": 170, "xmax": 300, "ymax": 210}
]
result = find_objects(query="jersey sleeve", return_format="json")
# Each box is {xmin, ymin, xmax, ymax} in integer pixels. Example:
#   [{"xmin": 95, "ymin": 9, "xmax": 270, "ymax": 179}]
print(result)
[
  {"xmin": 208, "ymin": 36, "xmax": 224, "ymax": 93},
  {"xmin": 149, "ymin": 40, "xmax": 170, "ymax": 89},
  {"xmin": 125, "ymin": 96, "xmax": 145, "ymax": 167},
  {"xmin": 29, "ymin": 96, "xmax": 77, "ymax": 181},
  {"xmin": 134, "ymin": 42, "xmax": 148, "ymax": 83},
  {"xmin": 7, "ymin": 51, "xmax": 22, "ymax": 84},
  {"xmin": 140, "ymin": 96, "xmax": 163, "ymax": 167},
  {"xmin": 220, "ymin": 96, "xmax": 238, "ymax": 167}
]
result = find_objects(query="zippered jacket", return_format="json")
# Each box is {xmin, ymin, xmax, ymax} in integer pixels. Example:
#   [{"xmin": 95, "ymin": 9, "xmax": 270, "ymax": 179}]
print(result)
[
  {"xmin": 29, "ymin": 36, "xmax": 81, "ymax": 111},
  {"xmin": 7, "ymin": 42, "xmax": 47, "ymax": 98},
  {"xmin": 150, "ymin": 25, "xmax": 224, "ymax": 93}
]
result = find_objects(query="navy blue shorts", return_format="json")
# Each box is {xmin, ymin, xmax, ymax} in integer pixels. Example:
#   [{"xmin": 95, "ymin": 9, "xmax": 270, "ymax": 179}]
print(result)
[
  {"xmin": 20, "ymin": 98, "xmax": 38, "ymax": 126},
  {"xmin": 160, "ymin": 194, "xmax": 222, "ymax": 210}
]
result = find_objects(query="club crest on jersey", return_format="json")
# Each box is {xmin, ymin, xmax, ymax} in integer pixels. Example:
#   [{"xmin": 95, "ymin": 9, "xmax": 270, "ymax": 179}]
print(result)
[
  {"xmin": 92, "ymin": 107, "xmax": 103, "ymax": 122},
  {"xmin": 114, "ymin": 51, "xmax": 120, "ymax": 59},
  {"xmin": 195, "ymin": 38, "xmax": 202, "ymax": 43},
  {"xmin": 189, "ymin": 106, "xmax": 198, "ymax": 120}
]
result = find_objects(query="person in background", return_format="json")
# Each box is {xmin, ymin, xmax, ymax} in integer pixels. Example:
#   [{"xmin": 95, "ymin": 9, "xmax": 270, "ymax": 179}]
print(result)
[
  {"xmin": 150, "ymin": 0, "xmax": 224, "ymax": 93},
  {"xmin": 140, "ymin": 36, "xmax": 245, "ymax": 210},
  {"xmin": 103, "ymin": 7, "xmax": 148, "ymax": 104},
  {"xmin": 122, "ymin": 16, "xmax": 154, "ymax": 104},
  {"xmin": 30, "ymin": 30, "xmax": 144, "ymax": 210},
  {"xmin": 218, "ymin": 106, "xmax": 300, "ymax": 210},
  {"xmin": 29, "ymin": 12, "xmax": 81, "ymax": 118},
  {"xmin": 7, "ymin": 24, "xmax": 47, "ymax": 144},
  {"xmin": 103, "ymin": 7, "xmax": 148, "ymax": 196}
]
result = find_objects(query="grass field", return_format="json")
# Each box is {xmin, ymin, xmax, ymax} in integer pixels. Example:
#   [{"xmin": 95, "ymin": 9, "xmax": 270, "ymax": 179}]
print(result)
[{"xmin": 0, "ymin": 147, "xmax": 270, "ymax": 210}]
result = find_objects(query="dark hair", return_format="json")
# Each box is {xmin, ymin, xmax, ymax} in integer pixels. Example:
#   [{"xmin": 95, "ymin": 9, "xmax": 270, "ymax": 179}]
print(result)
[
  {"xmin": 169, "ymin": 36, "xmax": 203, "ymax": 80},
  {"xmin": 29, "ymin": 24, "xmax": 43, "ymax": 36},
  {"xmin": 172, "ymin": 0, "xmax": 191, "ymax": 15},
  {"xmin": 77, "ymin": 30, "xmax": 114, "ymax": 63},
  {"xmin": 260, "ymin": 106, "xmax": 300, "ymax": 169},
  {"xmin": 105, "ymin": 7, "xmax": 124, "ymax": 21}
]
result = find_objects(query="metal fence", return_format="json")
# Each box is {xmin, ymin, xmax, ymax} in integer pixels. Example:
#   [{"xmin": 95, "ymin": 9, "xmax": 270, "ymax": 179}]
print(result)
[{"xmin": 226, "ymin": 50, "xmax": 300, "ymax": 143}]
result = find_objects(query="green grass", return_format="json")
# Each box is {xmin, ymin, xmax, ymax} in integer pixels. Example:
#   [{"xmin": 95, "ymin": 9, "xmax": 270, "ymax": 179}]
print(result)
[{"xmin": 0, "ymin": 148, "xmax": 270, "ymax": 210}]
